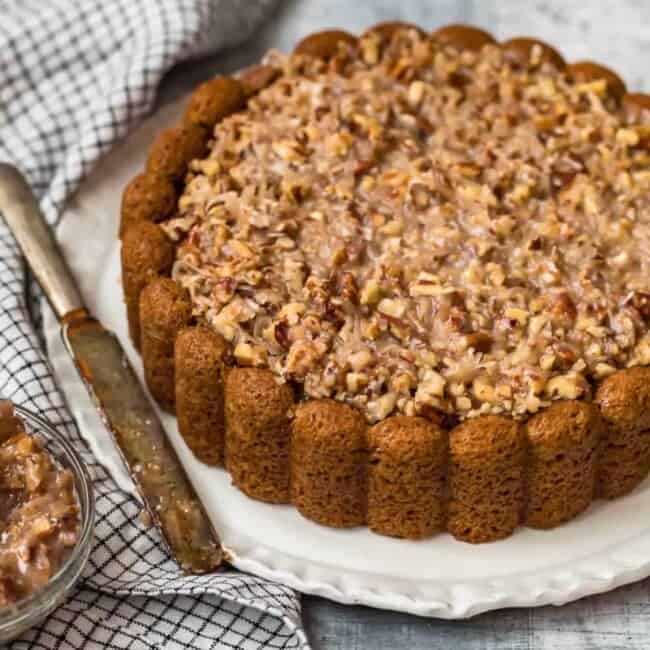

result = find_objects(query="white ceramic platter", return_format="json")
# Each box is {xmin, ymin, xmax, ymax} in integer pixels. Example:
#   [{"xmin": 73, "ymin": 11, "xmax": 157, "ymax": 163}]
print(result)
[{"xmin": 43, "ymin": 95, "xmax": 650, "ymax": 619}]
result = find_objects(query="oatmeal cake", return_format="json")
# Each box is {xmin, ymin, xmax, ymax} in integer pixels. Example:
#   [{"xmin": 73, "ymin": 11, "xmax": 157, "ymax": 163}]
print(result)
[{"xmin": 120, "ymin": 23, "xmax": 650, "ymax": 542}]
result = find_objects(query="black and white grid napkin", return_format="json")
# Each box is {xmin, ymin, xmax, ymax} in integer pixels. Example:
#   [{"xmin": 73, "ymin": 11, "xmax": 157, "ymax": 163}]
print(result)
[{"xmin": 0, "ymin": 1, "xmax": 310, "ymax": 648}]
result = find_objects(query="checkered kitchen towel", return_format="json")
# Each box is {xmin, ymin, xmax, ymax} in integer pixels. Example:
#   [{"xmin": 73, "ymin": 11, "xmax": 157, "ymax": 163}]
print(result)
[{"xmin": 0, "ymin": 1, "xmax": 310, "ymax": 648}]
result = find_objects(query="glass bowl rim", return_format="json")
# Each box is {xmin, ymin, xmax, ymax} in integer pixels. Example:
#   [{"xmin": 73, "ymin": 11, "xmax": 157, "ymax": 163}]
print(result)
[{"xmin": 0, "ymin": 404, "xmax": 95, "ymax": 630}]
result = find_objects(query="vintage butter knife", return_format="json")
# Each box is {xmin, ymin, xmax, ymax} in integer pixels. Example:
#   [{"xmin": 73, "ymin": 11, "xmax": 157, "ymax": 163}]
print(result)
[{"xmin": 0, "ymin": 163, "xmax": 222, "ymax": 573}]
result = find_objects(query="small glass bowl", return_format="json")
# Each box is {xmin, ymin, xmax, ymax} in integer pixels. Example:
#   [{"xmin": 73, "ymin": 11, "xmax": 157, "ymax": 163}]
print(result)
[{"xmin": 0, "ymin": 406, "xmax": 95, "ymax": 644}]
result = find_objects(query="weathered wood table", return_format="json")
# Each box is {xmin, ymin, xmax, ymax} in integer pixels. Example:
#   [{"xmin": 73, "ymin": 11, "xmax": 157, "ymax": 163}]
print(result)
[{"xmin": 157, "ymin": 1, "xmax": 650, "ymax": 647}]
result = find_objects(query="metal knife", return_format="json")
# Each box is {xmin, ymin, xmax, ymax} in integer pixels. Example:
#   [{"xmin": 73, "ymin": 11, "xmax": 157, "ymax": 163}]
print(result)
[{"xmin": 0, "ymin": 163, "xmax": 223, "ymax": 574}]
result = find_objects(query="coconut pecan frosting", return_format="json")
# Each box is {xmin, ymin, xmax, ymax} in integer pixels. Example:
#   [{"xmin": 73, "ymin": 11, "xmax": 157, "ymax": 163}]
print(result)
[{"xmin": 161, "ymin": 29, "xmax": 650, "ymax": 423}]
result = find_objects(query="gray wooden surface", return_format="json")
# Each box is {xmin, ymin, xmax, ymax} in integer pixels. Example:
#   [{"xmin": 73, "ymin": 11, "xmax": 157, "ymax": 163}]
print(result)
[{"xmin": 157, "ymin": 1, "xmax": 650, "ymax": 647}]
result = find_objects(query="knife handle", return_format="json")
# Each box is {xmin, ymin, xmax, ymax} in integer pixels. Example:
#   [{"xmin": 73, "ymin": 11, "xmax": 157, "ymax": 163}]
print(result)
[{"xmin": 0, "ymin": 164, "xmax": 85, "ymax": 320}]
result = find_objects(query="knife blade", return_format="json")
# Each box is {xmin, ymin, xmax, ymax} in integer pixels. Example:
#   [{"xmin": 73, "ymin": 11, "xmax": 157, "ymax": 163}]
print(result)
[{"xmin": 0, "ymin": 163, "xmax": 222, "ymax": 573}]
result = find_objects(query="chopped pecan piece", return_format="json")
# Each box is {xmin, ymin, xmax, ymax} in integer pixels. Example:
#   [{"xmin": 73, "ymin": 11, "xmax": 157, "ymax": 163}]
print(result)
[
  {"xmin": 550, "ymin": 293, "xmax": 578, "ymax": 324},
  {"xmin": 550, "ymin": 155, "xmax": 585, "ymax": 194},
  {"xmin": 464, "ymin": 332, "xmax": 493, "ymax": 353}
]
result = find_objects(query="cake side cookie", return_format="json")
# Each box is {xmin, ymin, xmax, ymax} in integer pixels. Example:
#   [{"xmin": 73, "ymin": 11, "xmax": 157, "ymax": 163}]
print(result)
[
  {"xmin": 139, "ymin": 277, "xmax": 192, "ymax": 410},
  {"xmin": 121, "ymin": 220, "xmax": 174, "ymax": 348},
  {"xmin": 525, "ymin": 400, "xmax": 601, "ymax": 528},
  {"xmin": 175, "ymin": 326, "xmax": 230, "ymax": 466},
  {"xmin": 595, "ymin": 367, "xmax": 650, "ymax": 498},
  {"xmin": 291, "ymin": 399, "xmax": 368, "ymax": 527},
  {"xmin": 367, "ymin": 415, "xmax": 447, "ymax": 539},
  {"xmin": 447, "ymin": 415, "xmax": 526, "ymax": 543},
  {"xmin": 225, "ymin": 367, "xmax": 294, "ymax": 503}
]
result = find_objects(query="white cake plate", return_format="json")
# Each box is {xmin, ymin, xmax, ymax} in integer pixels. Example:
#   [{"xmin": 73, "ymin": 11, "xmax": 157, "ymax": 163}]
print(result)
[{"xmin": 43, "ymin": 94, "xmax": 650, "ymax": 619}]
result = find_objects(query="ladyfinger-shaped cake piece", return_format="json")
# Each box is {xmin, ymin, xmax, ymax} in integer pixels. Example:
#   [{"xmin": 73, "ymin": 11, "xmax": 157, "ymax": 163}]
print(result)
[
  {"xmin": 146, "ymin": 123, "xmax": 208, "ymax": 182},
  {"xmin": 525, "ymin": 401, "xmax": 601, "ymax": 528},
  {"xmin": 224, "ymin": 368, "xmax": 294, "ymax": 503},
  {"xmin": 119, "ymin": 171, "xmax": 177, "ymax": 238},
  {"xmin": 447, "ymin": 415, "xmax": 526, "ymax": 543},
  {"xmin": 362, "ymin": 21, "xmax": 426, "ymax": 41},
  {"xmin": 239, "ymin": 64, "xmax": 280, "ymax": 97},
  {"xmin": 501, "ymin": 37, "xmax": 566, "ymax": 70},
  {"xmin": 367, "ymin": 416, "xmax": 447, "ymax": 539},
  {"xmin": 120, "ymin": 221, "xmax": 174, "ymax": 349},
  {"xmin": 567, "ymin": 61, "xmax": 627, "ymax": 103},
  {"xmin": 595, "ymin": 367, "xmax": 650, "ymax": 498},
  {"xmin": 175, "ymin": 326, "xmax": 230, "ymax": 466},
  {"xmin": 623, "ymin": 93, "xmax": 650, "ymax": 123},
  {"xmin": 184, "ymin": 76, "xmax": 246, "ymax": 131},
  {"xmin": 139, "ymin": 278, "xmax": 192, "ymax": 410},
  {"xmin": 433, "ymin": 24, "xmax": 495, "ymax": 51},
  {"xmin": 293, "ymin": 30, "xmax": 357, "ymax": 59},
  {"xmin": 291, "ymin": 400, "xmax": 367, "ymax": 528}
]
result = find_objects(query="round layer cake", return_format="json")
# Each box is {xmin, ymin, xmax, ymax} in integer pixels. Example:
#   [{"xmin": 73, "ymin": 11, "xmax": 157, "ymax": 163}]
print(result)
[{"xmin": 120, "ymin": 23, "xmax": 650, "ymax": 543}]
